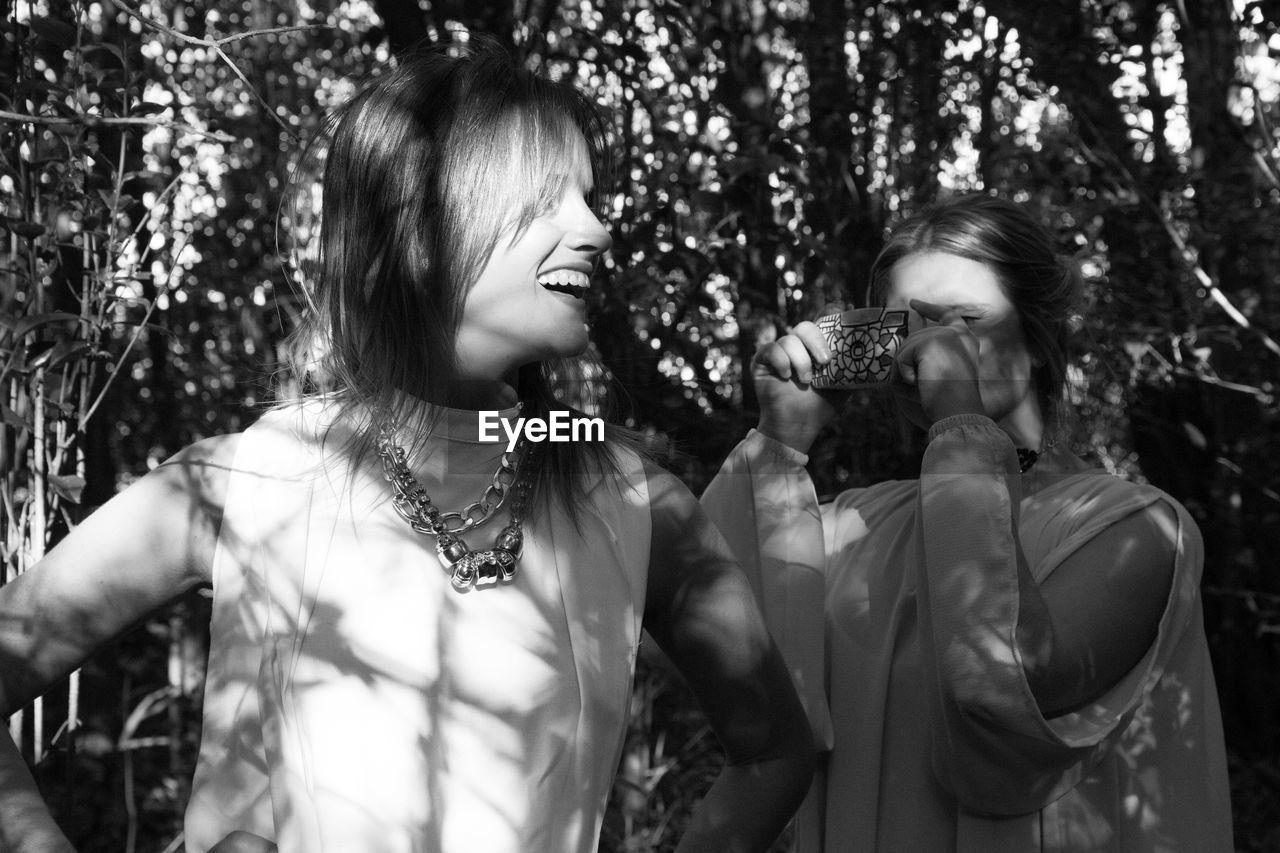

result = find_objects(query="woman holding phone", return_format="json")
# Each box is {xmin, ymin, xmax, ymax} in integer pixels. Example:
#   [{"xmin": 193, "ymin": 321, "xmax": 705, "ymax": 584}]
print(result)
[{"xmin": 702, "ymin": 194, "xmax": 1232, "ymax": 852}]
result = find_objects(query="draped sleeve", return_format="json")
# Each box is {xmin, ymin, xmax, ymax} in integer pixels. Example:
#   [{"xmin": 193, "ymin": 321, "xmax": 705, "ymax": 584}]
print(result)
[
  {"xmin": 915, "ymin": 413, "xmax": 1207, "ymax": 815},
  {"xmin": 701, "ymin": 429, "xmax": 834, "ymax": 751}
]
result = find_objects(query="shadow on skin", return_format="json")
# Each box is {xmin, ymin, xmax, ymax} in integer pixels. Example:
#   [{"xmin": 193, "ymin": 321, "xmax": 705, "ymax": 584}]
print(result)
[
  {"xmin": 189, "ymin": 413, "xmax": 637, "ymax": 849},
  {"xmin": 0, "ymin": 411, "xmax": 652, "ymax": 849},
  {"xmin": 0, "ymin": 435, "xmax": 241, "ymax": 715}
]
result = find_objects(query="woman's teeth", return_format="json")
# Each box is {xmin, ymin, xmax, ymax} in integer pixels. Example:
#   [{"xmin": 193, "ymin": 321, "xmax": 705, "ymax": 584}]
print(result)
[{"xmin": 538, "ymin": 269, "xmax": 589, "ymax": 298}]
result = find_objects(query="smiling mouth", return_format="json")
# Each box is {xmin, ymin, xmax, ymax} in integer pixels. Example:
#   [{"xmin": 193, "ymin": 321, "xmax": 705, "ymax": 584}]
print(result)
[{"xmin": 537, "ymin": 269, "xmax": 590, "ymax": 299}]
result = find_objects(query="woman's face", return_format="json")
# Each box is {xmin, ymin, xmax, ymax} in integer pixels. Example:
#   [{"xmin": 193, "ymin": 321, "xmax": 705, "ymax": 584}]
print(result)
[
  {"xmin": 453, "ymin": 132, "xmax": 611, "ymax": 382},
  {"xmin": 885, "ymin": 251, "xmax": 1041, "ymax": 434}
]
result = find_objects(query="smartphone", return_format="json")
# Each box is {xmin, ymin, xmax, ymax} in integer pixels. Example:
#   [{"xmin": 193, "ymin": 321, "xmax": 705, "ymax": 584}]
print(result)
[{"xmin": 809, "ymin": 306, "xmax": 909, "ymax": 390}]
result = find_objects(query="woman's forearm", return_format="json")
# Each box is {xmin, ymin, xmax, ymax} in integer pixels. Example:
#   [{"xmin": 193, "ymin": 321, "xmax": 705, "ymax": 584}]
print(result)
[
  {"xmin": 0, "ymin": 729, "xmax": 74, "ymax": 853},
  {"xmin": 675, "ymin": 752, "xmax": 814, "ymax": 853},
  {"xmin": 649, "ymin": 457, "xmax": 817, "ymax": 851}
]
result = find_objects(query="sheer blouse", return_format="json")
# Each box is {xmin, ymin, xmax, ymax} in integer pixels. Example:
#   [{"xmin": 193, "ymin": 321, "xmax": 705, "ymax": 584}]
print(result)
[
  {"xmin": 702, "ymin": 416, "xmax": 1231, "ymax": 852},
  {"xmin": 185, "ymin": 402, "xmax": 651, "ymax": 853}
]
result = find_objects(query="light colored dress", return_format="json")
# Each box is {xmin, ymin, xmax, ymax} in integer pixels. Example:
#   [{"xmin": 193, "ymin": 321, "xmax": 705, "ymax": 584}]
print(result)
[
  {"xmin": 184, "ymin": 402, "xmax": 651, "ymax": 853},
  {"xmin": 702, "ymin": 415, "xmax": 1232, "ymax": 853}
]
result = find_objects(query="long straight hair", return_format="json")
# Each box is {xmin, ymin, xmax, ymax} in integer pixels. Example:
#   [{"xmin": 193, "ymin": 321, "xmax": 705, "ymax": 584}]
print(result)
[{"xmin": 284, "ymin": 40, "xmax": 648, "ymax": 522}]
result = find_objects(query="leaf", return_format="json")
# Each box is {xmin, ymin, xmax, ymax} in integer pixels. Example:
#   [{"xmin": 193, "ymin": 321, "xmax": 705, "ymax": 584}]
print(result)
[
  {"xmin": 84, "ymin": 171, "xmax": 114, "ymax": 191},
  {"xmin": 7, "ymin": 221, "xmax": 46, "ymax": 239},
  {"xmin": 12, "ymin": 311, "xmax": 81, "ymax": 340},
  {"xmin": 1182, "ymin": 422, "xmax": 1208, "ymax": 450},
  {"xmin": 0, "ymin": 402, "xmax": 31, "ymax": 430},
  {"xmin": 15, "ymin": 78, "xmax": 67, "ymax": 99},
  {"xmin": 25, "ymin": 340, "xmax": 55, "ymax": 370},
  {"xmin": 90, "ymin": 67, "xmax": 124, "ymax": 89},
  {"xmin": 124, "ymin": 168, "xmax": 168, "ymax": 183},
  {"xmin": 48, "ymin": 474, "xmax": 86, "ymax": 504},
  {"xmin": 29, "ymin": 17, "xmax": 78, "ymax": 50},
  {"xmin": 132, "ymin": 101, "xmax": 168, "ymax": 117},
  {"xmin": 82, "ymin": 42, "xmax": 125, "ymax": 64},
  {"xmin": 47, "ymin": 339, "xmax": 90, "ymax": 370}
]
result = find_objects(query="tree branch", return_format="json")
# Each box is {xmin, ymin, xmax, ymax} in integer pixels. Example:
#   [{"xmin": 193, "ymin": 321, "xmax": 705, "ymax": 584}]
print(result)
[
  {"xmin": 0, "ymin": 109, "xmax": 235, "ymax": 143},
  {"xmin": 1074, "ymin": 111, "xmax": 1280, "ymax": 361},
  {"xmin": 108, "ymin": 0, "xmax": 329, "ymax": 49},
  {"xmin": 106, "ymin": 0, "xmax": 333, "ymax": 137}
]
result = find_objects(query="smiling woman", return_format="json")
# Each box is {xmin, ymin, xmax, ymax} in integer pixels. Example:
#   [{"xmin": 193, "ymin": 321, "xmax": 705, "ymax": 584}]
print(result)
[
  {"xmin": 0, "ymin": 40, "xmax": 813, "ymax": 853},
  {"xmin": 454, "ymin": 130, "xmax": 609, "ymax": 378}
]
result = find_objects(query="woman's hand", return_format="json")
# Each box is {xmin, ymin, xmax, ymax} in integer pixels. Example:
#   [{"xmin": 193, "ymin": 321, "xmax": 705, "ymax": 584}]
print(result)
[
  {"xmin": 894, "ymin": 299, "xmax": 985, "ymax": 425},
  {"xmin": 751, "ymin": 321, "xmax": 842, "ymax": 454}
]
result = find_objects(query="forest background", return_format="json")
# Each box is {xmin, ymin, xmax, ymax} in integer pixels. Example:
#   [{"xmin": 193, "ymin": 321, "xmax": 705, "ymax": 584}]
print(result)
[{"xmin": 1, "ymin": 0, "xmax": 1278, "ymax": 851}]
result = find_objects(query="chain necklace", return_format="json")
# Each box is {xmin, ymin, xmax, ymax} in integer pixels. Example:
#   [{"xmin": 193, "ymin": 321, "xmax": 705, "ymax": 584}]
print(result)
[{"xmin": 375, "ymin": 424, "xmax": 533, "ymax": 592}]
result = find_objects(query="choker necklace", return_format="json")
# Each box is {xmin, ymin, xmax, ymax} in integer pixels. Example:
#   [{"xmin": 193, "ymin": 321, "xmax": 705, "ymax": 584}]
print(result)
[{"xmin": 376, "ymin": 424, "xmax": 533, "ymax": 592}]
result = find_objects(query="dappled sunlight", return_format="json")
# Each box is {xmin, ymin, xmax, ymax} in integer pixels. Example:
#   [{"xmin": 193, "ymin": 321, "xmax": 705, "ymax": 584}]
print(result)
[
  {"xmin": 647, "ymin": 467, "xmax": 774, "ymax": 680},
  {"xmin": 1033, "ymin": 666, "xmax": 1222, "ymax": 849},
  {"xmin": 2, "ymin": 0, "xmax": 1270, "ymax": 847},
  {"xmin": 823, "ymin": 491, "xmax": 916, "ymax": 648},
  {"xmin": 775, "ymin": 414, "xmax": 1235, "ymax": 846},
  {"xmin": 182, "ymin": 408, "xmax": 643, "ymax": 850},
  {"xmin": 0, "ymin": 432, "xmax": 235, "ymax": 716},
  {"xmin": 922, "ymin": 469, "xmax": 1190, "ymax": 721}
]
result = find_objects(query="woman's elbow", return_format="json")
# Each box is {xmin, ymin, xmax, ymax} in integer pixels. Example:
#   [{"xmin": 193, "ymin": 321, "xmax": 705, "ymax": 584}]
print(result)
[{"xmin": 727, "ymin": 703, "xmax": 818, "ymax": 799}]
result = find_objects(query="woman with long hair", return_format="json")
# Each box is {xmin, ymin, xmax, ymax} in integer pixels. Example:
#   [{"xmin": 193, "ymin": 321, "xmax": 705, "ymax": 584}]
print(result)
[
  {"xmin": 703, "ymin": 194, "xmax": 1231, "ymax": 852},
  {"xmin": 0, "ymin": 43, "xmax": 813, "ymax": 853}
]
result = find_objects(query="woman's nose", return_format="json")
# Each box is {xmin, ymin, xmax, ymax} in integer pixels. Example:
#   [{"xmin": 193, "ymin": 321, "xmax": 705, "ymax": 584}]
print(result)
[{"xmin": 570, "ymin": 203, "xmax": 613, "ymax": 256}]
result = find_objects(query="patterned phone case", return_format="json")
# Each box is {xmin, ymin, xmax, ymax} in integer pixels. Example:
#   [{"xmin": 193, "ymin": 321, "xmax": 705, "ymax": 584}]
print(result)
[{"xmin": 810, "ymin": 307, "xmax": 909, "ymax": 389}]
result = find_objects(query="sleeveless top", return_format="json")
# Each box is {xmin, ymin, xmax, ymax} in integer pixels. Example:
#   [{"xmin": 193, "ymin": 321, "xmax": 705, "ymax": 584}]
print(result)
[
  {"xmin": 184, "ymin": 402, "xmax": 651, "ymax": 853},
  {"xmin": 703, "ymin": 421, "xmax": 1232, "ymax": 853}
]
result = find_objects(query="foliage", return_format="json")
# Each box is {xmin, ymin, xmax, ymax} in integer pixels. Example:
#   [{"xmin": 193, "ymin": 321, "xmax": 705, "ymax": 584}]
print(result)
[
  {"xmin": 1, "ymin": 5, "xmax": 164, "ymax": 846},
  {"xmin": 2, "ymin": 0, "xmax": 1278, "ymax": 850},
  {"xmin": 1, "ymin": 2, "xmax": 379, "ymax": 849}
]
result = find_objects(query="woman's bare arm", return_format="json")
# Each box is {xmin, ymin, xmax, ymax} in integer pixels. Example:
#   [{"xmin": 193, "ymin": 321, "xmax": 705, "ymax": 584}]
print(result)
[
  {"xmin": 641, "ymin": 461, "xmax": 815, "ymax": 853},
  {"xmin": 0, "ymin": 434, "xmax": 239, "ymax": 851}
]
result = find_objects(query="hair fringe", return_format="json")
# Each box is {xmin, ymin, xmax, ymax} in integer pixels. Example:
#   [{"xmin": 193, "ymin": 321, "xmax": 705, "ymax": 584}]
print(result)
[{"xmin": 273, "ymin": 38, "xmax": 654, "ymax": 524}]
